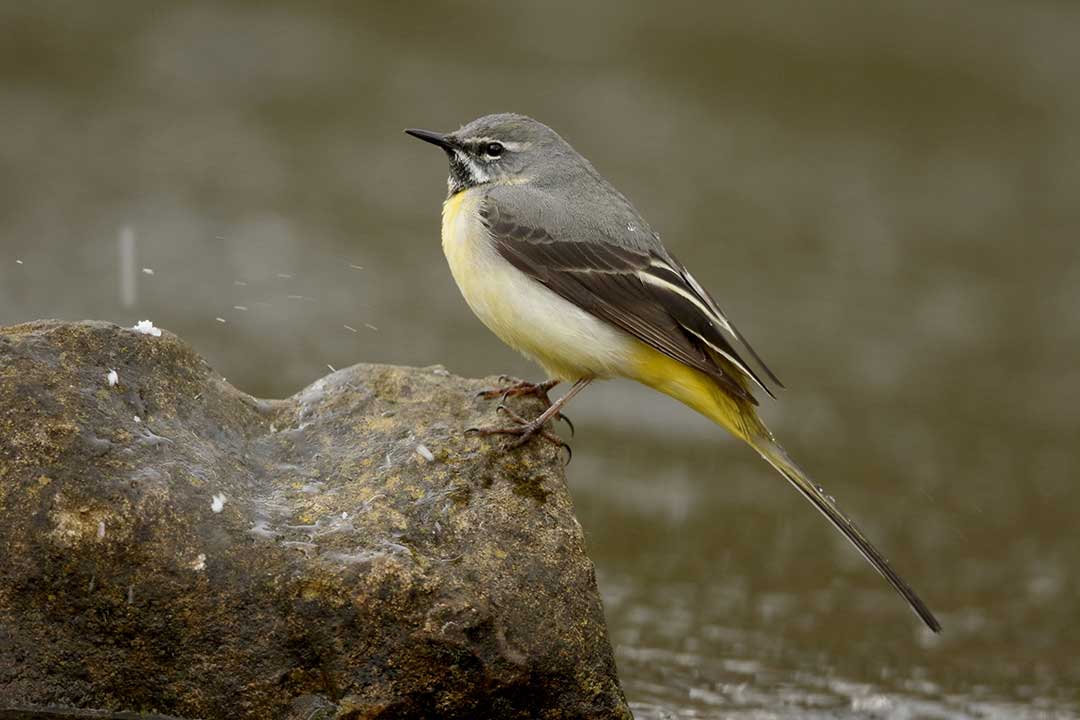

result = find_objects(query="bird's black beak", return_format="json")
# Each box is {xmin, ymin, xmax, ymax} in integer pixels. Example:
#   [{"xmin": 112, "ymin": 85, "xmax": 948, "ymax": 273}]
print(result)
[{"xmin": 404, "ymin": 128, "xmax": 457, "ymax": 151}]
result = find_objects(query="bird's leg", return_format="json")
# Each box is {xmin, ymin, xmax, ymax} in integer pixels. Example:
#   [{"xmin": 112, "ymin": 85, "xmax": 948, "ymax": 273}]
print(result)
[
  {"xmin": 467, "ymin": 378, "xmax": 591, "ymax": 452},
  {"xmin": 475, "ymin": 377, "xmax": 574, "ymax": 435}
]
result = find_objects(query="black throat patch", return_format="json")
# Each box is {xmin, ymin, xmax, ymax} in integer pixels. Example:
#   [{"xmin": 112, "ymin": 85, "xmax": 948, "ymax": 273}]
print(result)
[{"xmin": 446, "ymin": 149, "xmax": 476, "ymax": 196}]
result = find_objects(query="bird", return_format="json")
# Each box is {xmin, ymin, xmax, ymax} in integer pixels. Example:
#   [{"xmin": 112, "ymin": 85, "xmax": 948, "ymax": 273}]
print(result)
[{"xmin": 405, "ymin": 113, "xmax": 940, "ymax": 632}]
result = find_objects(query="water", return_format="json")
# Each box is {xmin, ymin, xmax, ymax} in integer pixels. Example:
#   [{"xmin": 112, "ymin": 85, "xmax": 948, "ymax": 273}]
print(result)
[{"xmin": 2, "ymin": 2, "xmax": 1078, "ymax": 716}]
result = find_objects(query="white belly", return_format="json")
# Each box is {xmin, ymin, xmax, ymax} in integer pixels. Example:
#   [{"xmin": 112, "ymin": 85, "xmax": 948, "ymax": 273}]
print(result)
[{"xmin": 440, "ymin": 188, "xmax": 637, "ymax": 380}]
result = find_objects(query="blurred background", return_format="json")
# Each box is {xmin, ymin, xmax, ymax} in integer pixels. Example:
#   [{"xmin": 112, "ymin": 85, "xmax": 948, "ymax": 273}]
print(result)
[{"xmin": 2, "ymin": 1, "xmax": 1078, "ymax": 717}]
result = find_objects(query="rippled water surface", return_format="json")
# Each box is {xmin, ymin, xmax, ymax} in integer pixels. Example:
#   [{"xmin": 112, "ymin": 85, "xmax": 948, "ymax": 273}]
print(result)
[{"xmin": 2, "ymin": 2, "xmax": 1078, "ymax": 717}]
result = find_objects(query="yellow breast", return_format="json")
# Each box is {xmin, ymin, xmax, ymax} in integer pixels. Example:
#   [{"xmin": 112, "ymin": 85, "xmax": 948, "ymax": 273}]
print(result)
[
  {"xmin": 438, "ymin": 189, "xmax": 638, "ymax": 381},
  {"xmin": 441, "ymin": 190, "xmax": 478, "ymax": 278},
  {"xmin": 441, "ymin": 189, "xmax": 499, "ymax": 320}
]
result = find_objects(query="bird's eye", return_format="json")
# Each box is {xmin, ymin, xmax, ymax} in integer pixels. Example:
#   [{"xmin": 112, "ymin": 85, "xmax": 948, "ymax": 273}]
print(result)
[{"xmin": 483, "ymin": 142, "xmax": 504, "ymax": 158}]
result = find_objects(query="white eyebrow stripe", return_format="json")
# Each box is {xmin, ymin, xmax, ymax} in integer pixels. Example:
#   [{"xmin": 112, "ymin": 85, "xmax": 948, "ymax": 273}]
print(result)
[{"xmin": 638, "ymin": 266, "xmax": 734, "ymax": 334}]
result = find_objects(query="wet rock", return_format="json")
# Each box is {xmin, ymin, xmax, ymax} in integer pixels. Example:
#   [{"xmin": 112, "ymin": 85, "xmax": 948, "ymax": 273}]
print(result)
[{"xmin": 0, "ymin": 321, "xmax": 630, "ymax": 720}]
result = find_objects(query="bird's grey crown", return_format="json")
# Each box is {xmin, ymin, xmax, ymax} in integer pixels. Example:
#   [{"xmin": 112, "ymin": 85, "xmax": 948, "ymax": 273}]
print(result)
[{"xmin": 452, "ymin": 113, "xmax": 563, "ymax": 146}]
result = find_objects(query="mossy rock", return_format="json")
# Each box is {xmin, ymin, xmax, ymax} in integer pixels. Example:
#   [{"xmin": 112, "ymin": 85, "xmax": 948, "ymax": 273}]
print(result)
[{"xmin": 0, "ymin": 321, "xmax": 630, "ymax": 720}]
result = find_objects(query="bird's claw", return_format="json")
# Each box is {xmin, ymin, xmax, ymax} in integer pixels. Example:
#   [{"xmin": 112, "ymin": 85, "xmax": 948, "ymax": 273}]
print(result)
[
  {"xmin": 476, "ymin": 378, "xmax": 559, "ymax": 405},
  {"xmin": 467, "ymin": 404, "xmax": 568, "ymax": 454},
  {"xmin": 477, "ymin": 381, "xmax": 573, "ymax": 436},
  {"xmin": 469, "ymin": 377, "xmax": 586, "ymax": 464}
]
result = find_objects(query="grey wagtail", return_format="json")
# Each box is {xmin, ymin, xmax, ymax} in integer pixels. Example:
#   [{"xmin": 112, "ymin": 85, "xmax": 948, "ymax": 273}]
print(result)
[{"xmin": 406, "ymin": 113, "xmax": 940, "ymax": 632}]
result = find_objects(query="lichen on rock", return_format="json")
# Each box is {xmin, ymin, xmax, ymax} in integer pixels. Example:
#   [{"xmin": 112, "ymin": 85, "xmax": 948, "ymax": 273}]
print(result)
[{"xmin": 0, "ymin": 320, "xmax": 630, "ymax": 720}]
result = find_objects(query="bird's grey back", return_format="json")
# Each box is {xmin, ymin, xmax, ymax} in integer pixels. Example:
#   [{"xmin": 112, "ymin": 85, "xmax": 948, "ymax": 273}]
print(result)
[
  {"xmin": 466, "ymin": 114, "xmax": 667, "ymax": 257},
  {"xmin": 474, "ymin": 113, "xmax": 782, "ymax": 400}
]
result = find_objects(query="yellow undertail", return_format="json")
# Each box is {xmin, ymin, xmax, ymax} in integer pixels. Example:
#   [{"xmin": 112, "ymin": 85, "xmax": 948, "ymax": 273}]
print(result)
[
  {"xmin": 629, "ymin": 341, "xmax": 941, "ymax": 631},
  {"xmin": 630, "ymin": 341, "xmax": 766, "ymax": 442}
]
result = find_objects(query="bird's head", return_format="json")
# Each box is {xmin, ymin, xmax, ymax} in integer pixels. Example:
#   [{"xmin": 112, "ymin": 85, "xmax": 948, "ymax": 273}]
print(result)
[{"xmin": 406, "ymin": 113, "xmax": 578, "ymax": 196}]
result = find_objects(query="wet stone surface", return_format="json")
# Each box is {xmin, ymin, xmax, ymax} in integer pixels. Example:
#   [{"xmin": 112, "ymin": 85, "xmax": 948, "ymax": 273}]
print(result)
[{"xmin": 0, "ymin": 320, "xmax": 629, "ymax": 720}]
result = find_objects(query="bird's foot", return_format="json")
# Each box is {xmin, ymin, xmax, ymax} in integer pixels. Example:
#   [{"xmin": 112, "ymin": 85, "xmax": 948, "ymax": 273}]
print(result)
[
  {"xmin": 465, "ymin": 404, "xmax": 571, "ymax": 460},
  {"xmin": 476, "ymin": 377, "xmax": 558, "ymax": 404},
  {"xmin": 475, "ymin": 378, "xmax": 574, "ymax": 436}
]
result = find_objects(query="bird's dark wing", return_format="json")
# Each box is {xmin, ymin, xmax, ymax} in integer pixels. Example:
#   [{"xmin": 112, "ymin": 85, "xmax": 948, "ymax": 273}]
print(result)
[{"xmin": 481, "ymin": 193, "xmax": 782, "ymax": 401}]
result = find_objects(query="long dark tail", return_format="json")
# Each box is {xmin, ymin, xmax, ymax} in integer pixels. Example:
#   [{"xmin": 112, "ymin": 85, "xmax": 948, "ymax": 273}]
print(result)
[
  {"xmin": 749, "ymin": 433, "xmax": 942, "ymax": 632},
  {"xmin": 638, "ymin": 350, "xmax": 940, "ymax": 631}
]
